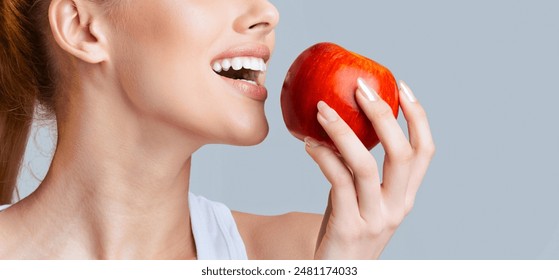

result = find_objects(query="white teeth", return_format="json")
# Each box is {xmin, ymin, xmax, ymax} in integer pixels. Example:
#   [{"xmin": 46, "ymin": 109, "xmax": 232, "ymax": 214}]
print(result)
[
  {"xmin": 213, "ymin": 57, "xmax": 267, "ymax": 73},
  {"xmin": 249, "ymin": 57, "xmax": 259, "ymax": 71},
  {"xmin": 242, "ymin": 58, "xmax": 252, "ymax": 70},
  {"xmin": 239, "ymin": 79, "xmax": 258, "ymax": 85},
  {"xmin": 212, "ymin": 62, "xmax": 222, "ymax": 73},
  {"xmin": 222, "ymin": 59, "xmax": 231, "ymax": 71},
  {"xmin": 231, "ymin": 57, "xmax": 243, "ymax": 71}
]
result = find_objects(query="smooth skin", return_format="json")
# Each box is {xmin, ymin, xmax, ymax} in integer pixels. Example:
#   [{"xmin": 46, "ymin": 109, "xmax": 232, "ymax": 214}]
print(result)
[
  {"xmin": 309, "ymin": 81, "xmax": 434, "ymax": 259},
  {"xmin": 0, "ymin": 0, "xmax": 434, "ymax": 259},
  {"xmin": 235, "ymin": 81, "xmax": 435, "ymax": 259}
]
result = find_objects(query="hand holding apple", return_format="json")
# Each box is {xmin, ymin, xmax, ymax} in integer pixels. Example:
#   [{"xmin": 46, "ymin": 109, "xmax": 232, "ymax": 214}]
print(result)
[
  {"xmin": 281, "ymin": 42, "xmax": 400, "ymax": 151},
  {"xmin": 281, "ymin": 43, "xmax": 436, "ymax": 259}
]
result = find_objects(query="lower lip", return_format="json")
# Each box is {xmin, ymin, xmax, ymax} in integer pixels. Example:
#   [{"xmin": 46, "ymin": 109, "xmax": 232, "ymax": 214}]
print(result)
[{"xmin": 219, "ymin": 76, "xmax": 268, "ymax": 102}]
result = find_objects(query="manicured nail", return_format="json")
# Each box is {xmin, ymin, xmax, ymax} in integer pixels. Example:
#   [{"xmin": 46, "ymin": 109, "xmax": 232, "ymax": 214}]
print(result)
[
  {"xmin": 398, "ymin": 80, "xmax": 417, "ymax": 103},
  {"xmin": 304, "ymin": 137, "xmax": 321, "ymax": 148},
  {"xmin": 317, "ymin": 101, "xmax": 338, "ymax": 123},
  {"xmin": 357, "ymin": 78, "xmax": 379, "ymax": 102}
]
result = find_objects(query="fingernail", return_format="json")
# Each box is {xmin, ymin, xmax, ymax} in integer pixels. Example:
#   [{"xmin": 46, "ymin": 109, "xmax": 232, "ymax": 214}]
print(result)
[
  {"xmin": 357, "ymin": 78, "xmax": 379, "ymax": 102},
  {"xmin": 304, "ymin": 137, "xmax": 321, "ymax": 148},
  {"xmin": 398, "ymin": 80, "xmax": 417, "ymax": 103},
  {"xmin": 317, "ymin": 101, "xmax": 338, "ymax": 123}
]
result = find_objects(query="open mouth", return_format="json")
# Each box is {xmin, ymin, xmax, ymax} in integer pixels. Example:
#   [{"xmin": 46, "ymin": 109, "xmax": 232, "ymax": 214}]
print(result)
[{"xmin": 212, "ymin": 57, "xmax": 267, "ymax": 86}]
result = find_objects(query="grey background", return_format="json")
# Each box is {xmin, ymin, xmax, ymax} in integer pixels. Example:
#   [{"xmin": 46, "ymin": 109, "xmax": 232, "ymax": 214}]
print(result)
[{"xmin": 17, "ymin": 0, "xmax": 559, "ymax": 259}]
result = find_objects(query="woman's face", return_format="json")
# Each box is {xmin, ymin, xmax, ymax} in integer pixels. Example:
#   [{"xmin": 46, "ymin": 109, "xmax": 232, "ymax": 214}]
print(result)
[{"xmin": 107, "ymin": 0, "xmax": 279, "ymax": 146}]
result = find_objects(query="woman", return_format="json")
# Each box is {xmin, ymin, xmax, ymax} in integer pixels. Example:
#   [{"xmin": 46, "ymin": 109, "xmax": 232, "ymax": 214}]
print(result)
[{"xmin": 0, "ymin": 0, "xmax": 435, "ymax": 259}]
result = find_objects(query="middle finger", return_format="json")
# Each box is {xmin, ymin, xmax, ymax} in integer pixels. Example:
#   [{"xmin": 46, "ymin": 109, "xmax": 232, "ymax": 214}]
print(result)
[{"xmin": 316, "ymin": 101, "xmax": 382, "ymax": 218}]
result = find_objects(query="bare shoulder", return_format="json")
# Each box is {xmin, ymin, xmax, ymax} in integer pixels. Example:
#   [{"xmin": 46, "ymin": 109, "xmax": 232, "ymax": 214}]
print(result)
[
  {"xmin": 232, "ymin": 211, "xmax": 323, "ymax": 260},
  {"xmin": 0, "ymin": 207, "xmax": 24, "ymax": 258}
]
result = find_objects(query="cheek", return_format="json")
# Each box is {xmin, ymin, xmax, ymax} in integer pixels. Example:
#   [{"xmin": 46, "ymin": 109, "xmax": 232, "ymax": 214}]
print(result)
[
  {"xmin": 113, "ymin": 48, "xmax": 217, "ymax": 136},
  {"xmin": 107, "ymin": 1, "xmax": 269, "ymax": 144},
  {"xmin": 109, "ymin": 2, "xmax": 220, "ymax": 116}
]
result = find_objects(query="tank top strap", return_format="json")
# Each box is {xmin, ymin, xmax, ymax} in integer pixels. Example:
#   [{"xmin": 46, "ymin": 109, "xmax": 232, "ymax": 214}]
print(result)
[{"xmin": 189, "ymin": 192, "xmax": 248, "ymax": 260}]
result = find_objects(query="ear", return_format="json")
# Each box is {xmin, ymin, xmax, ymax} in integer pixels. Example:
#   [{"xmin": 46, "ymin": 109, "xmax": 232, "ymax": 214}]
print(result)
[{"xmin": 49, "ymin": 0, "xmax": 109, "ymax": 64}]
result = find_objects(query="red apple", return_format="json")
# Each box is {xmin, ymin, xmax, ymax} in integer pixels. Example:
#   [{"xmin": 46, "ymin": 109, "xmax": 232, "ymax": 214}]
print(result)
[{"xmin": 281, "ymin": 42, "xmax": 400, "ymax": 151}]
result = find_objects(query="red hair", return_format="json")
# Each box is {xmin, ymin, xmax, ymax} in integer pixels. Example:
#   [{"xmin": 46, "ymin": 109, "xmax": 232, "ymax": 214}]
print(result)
[{"xmin": 0, "ymin": 0, "xmax": 56, "ymax": 204}]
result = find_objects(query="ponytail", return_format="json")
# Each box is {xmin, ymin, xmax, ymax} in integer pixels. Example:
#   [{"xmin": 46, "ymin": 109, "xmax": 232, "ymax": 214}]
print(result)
[{"xmin": 1, "ymin": 0, "xmax": 54, "ymax": 205}]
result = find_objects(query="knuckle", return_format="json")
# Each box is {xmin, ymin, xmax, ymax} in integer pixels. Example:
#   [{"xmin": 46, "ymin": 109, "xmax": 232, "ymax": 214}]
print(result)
[
  {"xmin": 365, "ymin": 224, "xmax": 385, "ymax": 238},
  {"xmin": 386, "ymin": 211, "xmax": 405, "ymax": 229},
  {"xmin": 314, "ymin": 146, "xmax": 333, "ymax": 158},
  {"xmin": 332, "ymin": 174, "xmax": 353, "ymax": 187},
  {"xmin": 417, "ymin": 142, "xmax": 436, "ymax": 159},
  {"xmin": 404, "ymin": 199, "xmax": 415, "ymax": 216},
  {"xmin": 330, "ymin": 122, "xmax": 353, "ymax": 138},
  {"xmin": 352, "ymin": 155, "xmax": 377, "ymax": 176},
  {"xmin": 372, "ymin": 103, "xmax": 394, "ymax": 120},
  {"xmin": 426, "ymin": 143, "xmax": 437, "ymax": 157},
  {"xmin": 413, "ymin": 105, "xmax": 428, "ymax": 120},
  {"xmin": 390, "ymin": 146, "xmax": 414, "ymax": 164}
]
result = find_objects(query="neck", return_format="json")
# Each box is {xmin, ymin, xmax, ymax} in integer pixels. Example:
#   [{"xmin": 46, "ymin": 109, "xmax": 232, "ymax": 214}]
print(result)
[
  {"xmin": 4, "ymin": 81, "xmax": 204, "ymax": 259},
  {"xmin": 25, "ymin": 157, "xmax": 196, "ymax": 259}
]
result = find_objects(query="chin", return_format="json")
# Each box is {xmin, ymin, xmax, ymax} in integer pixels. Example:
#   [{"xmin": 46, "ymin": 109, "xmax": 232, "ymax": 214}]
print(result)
[{"xmin": 227, "ymin": 117, "xmax": 269, "ymax": 146}]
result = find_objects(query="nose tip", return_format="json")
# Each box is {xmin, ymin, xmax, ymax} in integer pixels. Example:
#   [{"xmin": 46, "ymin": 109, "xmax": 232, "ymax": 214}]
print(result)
[
  {"xmin": 255, "ymin": 1, "xmax": 280, "ymax": 30},
  {"xmin": 235, "ymin": 0, "xmax": 280, "ymax": 35}
]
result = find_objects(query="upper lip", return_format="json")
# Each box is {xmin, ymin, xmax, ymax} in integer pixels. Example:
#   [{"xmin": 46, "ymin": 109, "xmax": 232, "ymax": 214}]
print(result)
[{"xmin": 211, "ymin": 44, "xmax": 271, "ymax": 65}]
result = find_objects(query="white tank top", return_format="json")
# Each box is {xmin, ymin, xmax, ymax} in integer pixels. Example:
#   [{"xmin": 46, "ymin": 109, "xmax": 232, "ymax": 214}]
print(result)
[
  {"xmin": 188, "ymin": 193, "xmax": 248, "ymax": 260},
  {"xmin": 0, "ymin": 193, "xmax": 248, "ymax": 260}
]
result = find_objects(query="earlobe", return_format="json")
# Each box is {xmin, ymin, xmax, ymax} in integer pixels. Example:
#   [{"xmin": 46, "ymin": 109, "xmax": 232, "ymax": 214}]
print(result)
[{"xmin": 49, "ymin": 0, "xmax": 109, "ymax": 64}]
